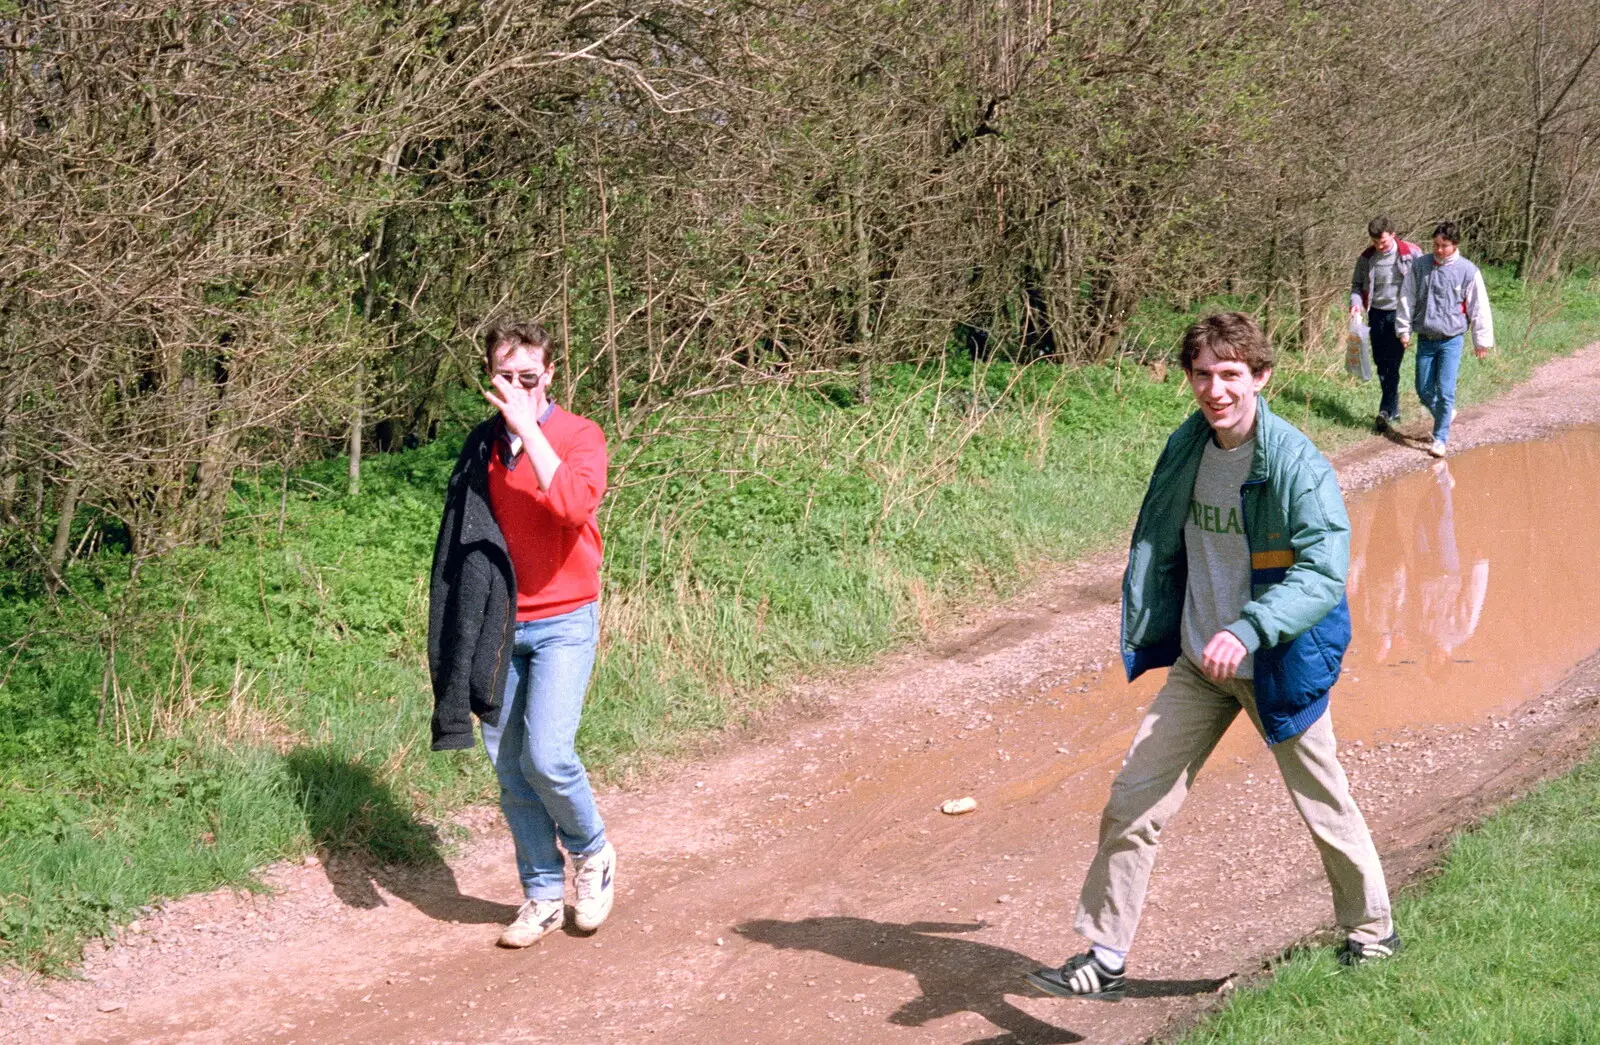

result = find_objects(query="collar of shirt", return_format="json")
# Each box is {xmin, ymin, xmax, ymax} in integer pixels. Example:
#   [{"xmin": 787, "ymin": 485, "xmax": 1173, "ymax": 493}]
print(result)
[{"xmin": 501, "ymin": 401, "xmax": 555, "ymax": 464}]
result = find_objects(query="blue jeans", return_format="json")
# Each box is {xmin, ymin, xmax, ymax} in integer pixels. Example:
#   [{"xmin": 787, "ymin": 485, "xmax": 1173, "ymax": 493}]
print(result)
[
  {"xmin": 480, "ymin": 602, "xmax": 606, "ymax": 900},
  {"xmin": 1414, "ymin": 335, "xmax": 1463, "ymax": 442}
]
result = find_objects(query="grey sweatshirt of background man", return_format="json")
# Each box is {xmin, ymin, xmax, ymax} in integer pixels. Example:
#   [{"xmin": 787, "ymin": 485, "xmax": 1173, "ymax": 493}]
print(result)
[
  {"xmin": 1397, "ymin": 253, "xmax": 1494, "ymax": 347},
  {"xmin": 1350, "ymin": 240, "xmax": 1421, "ymax": 314}
]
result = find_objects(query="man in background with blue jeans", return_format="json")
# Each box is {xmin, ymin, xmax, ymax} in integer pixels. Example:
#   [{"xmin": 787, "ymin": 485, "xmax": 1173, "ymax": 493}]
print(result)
[
  {"xmin": 428, "ymin": 320, "xmax": 616, "ymax": 948},
  {"xmin": 1397, "ymin": 221, "xmax": 1494, "ymax": 458}
]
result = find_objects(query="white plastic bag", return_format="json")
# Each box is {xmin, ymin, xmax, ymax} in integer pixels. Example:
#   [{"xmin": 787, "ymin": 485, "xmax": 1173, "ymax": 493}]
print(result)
[{"xmin": 1345, "ymin": 315, "xmax": 1373, "ymax": 382}]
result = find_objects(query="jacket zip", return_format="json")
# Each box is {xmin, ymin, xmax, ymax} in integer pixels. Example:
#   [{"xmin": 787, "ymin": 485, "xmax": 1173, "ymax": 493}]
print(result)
[{"xmin": 1239, "ymin": 476, "xmax": 1266, "ymax": 562}]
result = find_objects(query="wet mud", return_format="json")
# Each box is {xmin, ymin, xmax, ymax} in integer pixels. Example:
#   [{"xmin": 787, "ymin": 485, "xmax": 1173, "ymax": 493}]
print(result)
[{"xmin": 13, "ymin": 372, "xmax": 1600, "ymax": 1044}]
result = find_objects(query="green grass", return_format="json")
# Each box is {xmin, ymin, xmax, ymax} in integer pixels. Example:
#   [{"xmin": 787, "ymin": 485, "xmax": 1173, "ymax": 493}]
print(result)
[
  {"xmin": 3, "ymin": 268, "xmax": 1599, "ymax": 972},
  {"xmin": 1176, "ymin": 750, "xmax": 1600, "ymax": 1045}
]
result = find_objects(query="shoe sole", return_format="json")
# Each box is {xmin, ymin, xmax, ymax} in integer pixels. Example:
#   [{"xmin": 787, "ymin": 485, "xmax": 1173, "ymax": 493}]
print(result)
[
  {"xmin": 497, "ymin": 926, "xmax": 561, "ymax": 948},
  {"xmin": 1024, "ymin": 970, "xmax": 1125, "ymax": 1002}
]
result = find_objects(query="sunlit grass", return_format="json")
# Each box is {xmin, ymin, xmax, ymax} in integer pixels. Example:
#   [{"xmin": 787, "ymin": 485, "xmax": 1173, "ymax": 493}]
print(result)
[{"xmin": 1178, "ymin": 752, "xmax": 1600, "ymax": 1045}]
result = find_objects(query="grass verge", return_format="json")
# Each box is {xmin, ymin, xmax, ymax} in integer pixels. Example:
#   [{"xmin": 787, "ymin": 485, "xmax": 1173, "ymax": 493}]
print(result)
[
  {"xmin": 1175, "ymin": 747, "xmax": 1600, "ymax": 1045},
  {"xmin": 3, "ymin": 268, "xmax": 1599, "ymax": 971}
]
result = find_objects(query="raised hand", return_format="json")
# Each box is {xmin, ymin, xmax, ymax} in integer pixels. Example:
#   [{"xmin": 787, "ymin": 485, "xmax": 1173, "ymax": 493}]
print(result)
[{"xmin": 484, "ymin": 373, "xmax": 545, "ymax": 441}]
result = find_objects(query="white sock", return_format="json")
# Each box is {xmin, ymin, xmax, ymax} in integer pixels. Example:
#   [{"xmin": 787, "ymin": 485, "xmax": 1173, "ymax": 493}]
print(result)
[{"xmin": 1091, "ymin": 943, "xmax": 1126, "ymax": 971}]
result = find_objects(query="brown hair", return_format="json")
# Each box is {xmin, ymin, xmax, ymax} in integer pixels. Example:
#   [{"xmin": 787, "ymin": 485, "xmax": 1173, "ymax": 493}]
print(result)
[
  {"xmin": 484, "ymin": 320, "xmax": 560, "ymax": 370},
  {"xmin": 1179, "ymin": 311, "xmax": 1274, "ymax": 375}
]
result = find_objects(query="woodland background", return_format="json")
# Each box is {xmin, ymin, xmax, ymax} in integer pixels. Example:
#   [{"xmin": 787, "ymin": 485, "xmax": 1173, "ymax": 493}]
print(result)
[
  {"xmin": 5, "ymin": 0, "xmax": 1599, "ymax": 573},
  {"xmin": 4, "ymin": 0, "xmax": 1600, "ymax": 970}
]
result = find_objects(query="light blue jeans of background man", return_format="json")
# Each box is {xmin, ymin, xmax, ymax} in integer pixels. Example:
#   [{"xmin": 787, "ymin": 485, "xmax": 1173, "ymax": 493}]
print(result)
[
  {"xmin": 479, "ymin": 601, "xmax": 607, "ymax": 901},
  {"xmin": 1414, "ymin": 334, "xmax": 1464, "ymax": 443}
]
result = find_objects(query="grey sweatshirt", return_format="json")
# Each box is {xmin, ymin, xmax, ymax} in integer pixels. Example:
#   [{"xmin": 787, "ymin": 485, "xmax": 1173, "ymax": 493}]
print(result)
[{"xmin": 1397, "ymin": 252, "xmax": 1494, "ymax": 347}]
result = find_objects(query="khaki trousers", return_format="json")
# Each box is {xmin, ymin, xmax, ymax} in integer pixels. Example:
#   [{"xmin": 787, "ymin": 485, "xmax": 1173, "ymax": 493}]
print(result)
[{"xmin": 1075, "ymin": 656, "xmax": 1392, "ymax": 951}]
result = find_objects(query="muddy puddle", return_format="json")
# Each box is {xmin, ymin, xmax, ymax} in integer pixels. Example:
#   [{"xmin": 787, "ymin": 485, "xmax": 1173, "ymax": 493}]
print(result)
[
  {"xmin": 1340, "ymin": 425, "xmax": 1600, "ymax": 734},
  {"xmin": 818, "ymin": 426, "xmax": 1600, "ymax": 847}
]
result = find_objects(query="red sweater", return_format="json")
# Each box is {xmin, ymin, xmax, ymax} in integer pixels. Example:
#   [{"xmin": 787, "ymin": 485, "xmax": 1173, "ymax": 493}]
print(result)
[{"xmin": 486, "ymin": 406, "xmax": 607, "ymax": 621}]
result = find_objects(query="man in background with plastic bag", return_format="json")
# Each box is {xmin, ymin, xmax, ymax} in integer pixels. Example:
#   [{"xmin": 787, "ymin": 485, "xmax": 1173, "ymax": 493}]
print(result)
[{"xmin": 1350, "ymin": 215, "xmax": 1424, "ymax": 431}]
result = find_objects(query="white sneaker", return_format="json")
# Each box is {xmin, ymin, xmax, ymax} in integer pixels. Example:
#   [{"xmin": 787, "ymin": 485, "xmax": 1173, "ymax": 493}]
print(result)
[
  {"xmin": 572, "ymin": 842, "xmax": 616, "ymax": 932},
  {"xmin": 498, "ymin": 898, "xmax": 564, "ymax": 948},
  {"xmin": 1428, "ymin": 439, "xmax": 1447, "ymax": 458}
]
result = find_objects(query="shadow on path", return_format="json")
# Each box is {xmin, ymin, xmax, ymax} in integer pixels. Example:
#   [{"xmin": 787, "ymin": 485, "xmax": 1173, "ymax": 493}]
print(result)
[
  {"xmin": 737, "ymin": 916, "xmax": 1227, "ymax": 1045},
  {"xmin": 1303, "ymin": 392, "xmax": 1369, "ymax": 430},
  {"xmin": 1374, "ymin": 422, "xmax": 1432, "ymax": 453},
  {"xmin": 285, "ymin": 747, "xmax": 517, "ymax": 926}
]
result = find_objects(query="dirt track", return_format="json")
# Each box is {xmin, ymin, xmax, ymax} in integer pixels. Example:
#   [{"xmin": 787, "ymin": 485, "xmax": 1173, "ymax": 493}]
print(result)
[{"xmin": 9, "ymin": 344, "xmax": 1600, "ymax": 1045}]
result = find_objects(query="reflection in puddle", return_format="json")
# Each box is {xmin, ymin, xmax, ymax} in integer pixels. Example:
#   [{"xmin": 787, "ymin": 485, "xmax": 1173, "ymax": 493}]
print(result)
[
  {"xmin": 1341, "ymin": 426, "xmax": 1600, "ymax": 734},
  {"xmin": 1352, "ymin": 460, "xmax": 1490, "ymax": 666}
]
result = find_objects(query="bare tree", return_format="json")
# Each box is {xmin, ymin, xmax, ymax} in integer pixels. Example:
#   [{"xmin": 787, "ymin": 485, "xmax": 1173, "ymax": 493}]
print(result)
[{"xmin": 4, "ymin": 0, "xmax": 1598, "ymax": 597}]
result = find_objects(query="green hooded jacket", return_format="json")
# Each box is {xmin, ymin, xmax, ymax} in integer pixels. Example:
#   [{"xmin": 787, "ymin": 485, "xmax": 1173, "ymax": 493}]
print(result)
[{"xmin": 1120, "ymin": 395, "xmax": 1352, "ymax": 743}]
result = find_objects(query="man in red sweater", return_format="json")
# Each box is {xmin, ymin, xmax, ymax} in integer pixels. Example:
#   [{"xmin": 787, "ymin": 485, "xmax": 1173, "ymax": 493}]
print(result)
[{"xmin": 427, "ymin": 320, "xmax": 614, "ymax": 948}]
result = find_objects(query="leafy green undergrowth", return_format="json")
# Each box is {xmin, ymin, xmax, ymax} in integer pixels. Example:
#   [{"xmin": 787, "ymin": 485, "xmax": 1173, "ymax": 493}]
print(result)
[
  {"xmin": 3, "ymin": 269, "xmax": 1598, "ymax": 971},
  {"xmin": 1176, "ymin": 750, "xmax": 1600, "ymax": 1045}
]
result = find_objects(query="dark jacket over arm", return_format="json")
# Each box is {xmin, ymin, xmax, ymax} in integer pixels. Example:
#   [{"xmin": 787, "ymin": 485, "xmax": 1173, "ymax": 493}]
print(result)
[{"xmin": 427, "ymin": 419, "xmax": 517, "ymax": 751}]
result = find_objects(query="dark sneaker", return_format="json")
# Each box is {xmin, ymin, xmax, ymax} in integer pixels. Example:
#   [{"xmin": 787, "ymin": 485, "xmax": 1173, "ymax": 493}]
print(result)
[
  {"xmin": 1338, "ymin": 932, "xmax": 1403, "ymax": 967},
  {"xmin": 1026, "ymin": 951, "xmax": 1127, "ymax": 1001}
]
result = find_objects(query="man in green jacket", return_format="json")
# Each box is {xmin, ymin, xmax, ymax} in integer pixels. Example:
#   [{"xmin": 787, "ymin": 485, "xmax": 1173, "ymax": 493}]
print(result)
[{"xmin": 1028, "ymin": 312, "xmax": 1398, "ymax": 1002}]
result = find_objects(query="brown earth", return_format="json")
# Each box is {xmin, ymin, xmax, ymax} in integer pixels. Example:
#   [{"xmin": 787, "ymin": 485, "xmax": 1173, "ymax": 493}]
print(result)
[{"xmin": 8, "ymin": 344, "xmax": 1600, "ymax": 1045}]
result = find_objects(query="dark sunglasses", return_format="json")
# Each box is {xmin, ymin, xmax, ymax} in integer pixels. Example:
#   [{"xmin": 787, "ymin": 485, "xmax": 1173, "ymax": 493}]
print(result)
[{"xmin": 495, "ymin": 370, "xmax": 545, "ymax": 389}]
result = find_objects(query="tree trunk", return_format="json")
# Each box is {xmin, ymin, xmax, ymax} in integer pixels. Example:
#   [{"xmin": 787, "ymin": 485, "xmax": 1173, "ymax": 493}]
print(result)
[
  {"xmin": 0, "ymin": 451, "xmax": 13, "ymax": 517},
  {"xmin": 559, "ymin": 205, "xmax": 575, "ymax": 410},
  {"xmin": 1296, "ymin": 228, "xmax": 1321, "ymax": 351},
  {"xmin": 1519, "ymin": 130, "xmax": 1544, "ymax": 279},
  {"xmin": 597, "ymin": 164, "xmax": 621, "ymax": 428},
  {"xmin": 48, "ymin": 475, "xmax": 84, "ymax": 589},
  {"xmin": 26, "ymin": 463, "xmax": 45, "ymax": 528},
  {"xmin": 0, "ymin": 355, "xmax": 19, "ymax": 515},
  {"xmin": 349, "ymin": 362, "xmax": 363, "ymax": 497},
  {"xmin": 0, "ymin": 430, "xmax": 15, "ymax": 521},
  {"xmin": 852, "ymin": 179, "xmax": 873, "ymax": 403}
]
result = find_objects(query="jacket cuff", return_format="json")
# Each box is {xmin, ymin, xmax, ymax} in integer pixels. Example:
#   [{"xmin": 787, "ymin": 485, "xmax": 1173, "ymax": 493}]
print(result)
[
  {"xmin": 1225, "ymin": 620, "xmax": 1262, "ymax": 653},
  {"xmin": 431, "ymin": 732, "xmax": 477, "ymax": 752}
]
